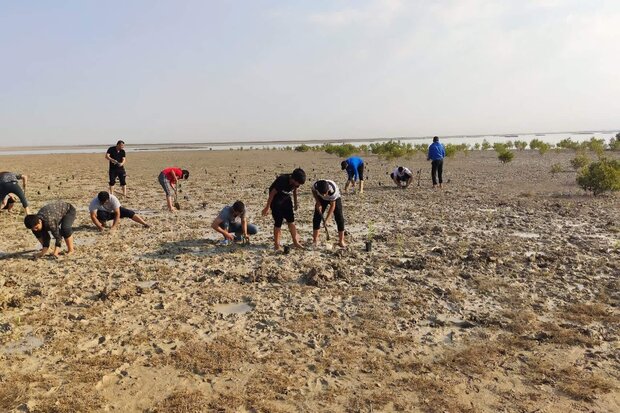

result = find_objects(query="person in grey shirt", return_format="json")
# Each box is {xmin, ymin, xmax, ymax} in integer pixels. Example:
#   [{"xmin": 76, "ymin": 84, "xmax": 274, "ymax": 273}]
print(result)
[
  {"xmin": 211, "ymin": 201, "xmax": 258, "ymax": 244},
  {"xmin": 0, "ymin": 171, "xmax": 30, "ymax": 214},
  {"xmin": 24, "ymin": 201, "xmax": 76, "ymax": 259}
]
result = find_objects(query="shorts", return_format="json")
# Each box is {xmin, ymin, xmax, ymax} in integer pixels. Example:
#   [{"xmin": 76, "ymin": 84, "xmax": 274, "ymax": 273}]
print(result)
[
  {"xmin": 271, "ymin": 196, "xmax": 294, "ymax": 228},
  {"xmin": 399, "ymin": 172, "xmax": 412, "ymax": 181},
  {"xmin": 348, "ymin": 164, "xmax": 364, "ymax": 181},
  {"xmin": 109, "ymin": 168, "xmax": 127, "ymax": 186},
  {"xmin": 96, "ymin": 207, "xmax": 135, "ymax": 222}
]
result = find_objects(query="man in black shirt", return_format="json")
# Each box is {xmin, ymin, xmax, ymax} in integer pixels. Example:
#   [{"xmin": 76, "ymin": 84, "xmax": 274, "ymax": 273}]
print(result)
[
  {"xmin": 262, "ymin": 168, "xmax": 306, "ymax": 251},
  {"xmin": 105, "ymin": 140, "xmax": 128, "ymax": 197}
]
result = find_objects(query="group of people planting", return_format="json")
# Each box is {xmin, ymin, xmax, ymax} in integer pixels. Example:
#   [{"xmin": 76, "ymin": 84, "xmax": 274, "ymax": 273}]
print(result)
[{"xmin": 2, "ymin": 137, "xmax": 445, "ymax": 258}]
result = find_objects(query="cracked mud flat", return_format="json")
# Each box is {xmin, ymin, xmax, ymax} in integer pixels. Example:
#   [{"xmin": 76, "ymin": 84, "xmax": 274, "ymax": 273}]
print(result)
[{"xmin": 0, "ymin": 149, "xmax": 618, "ymax": 412}]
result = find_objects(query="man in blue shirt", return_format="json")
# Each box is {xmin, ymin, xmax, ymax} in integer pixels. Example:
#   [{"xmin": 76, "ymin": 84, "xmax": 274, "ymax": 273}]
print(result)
[
  {"xmin": 341, "ymin": 156, "xmax": 365, "ymax": 194},
  {"xmin": 427, "ymin": 136, "xmax": 446, "ymax": 189}
]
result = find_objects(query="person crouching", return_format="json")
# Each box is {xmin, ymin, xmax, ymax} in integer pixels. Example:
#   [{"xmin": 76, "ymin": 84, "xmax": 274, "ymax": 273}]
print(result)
[{"xmin": 312, "ymin": 179, "xmax": 346, "ymax": 248}]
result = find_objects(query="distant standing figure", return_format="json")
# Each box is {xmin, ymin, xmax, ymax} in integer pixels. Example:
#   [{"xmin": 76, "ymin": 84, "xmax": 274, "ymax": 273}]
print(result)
[
  {"xmin": 0, "ymin": 171, "xmax": 30, "ymax": 214},
  {"xmin": 390, "ymin": 166, "xmax": 413, "ymax": 188},
  {"xmin": 262, "ymin": 168, "xmax": 306, "ymax": 251},
  {"xmin": 158, "ymin": 167, "xmax": 190, "ymax": 212},
  {"xmin": 24, "ymin": 201, "xmax": 76, "ymax": 259},
  {"xmin": 89, "ymin": 191, "xmax": 149, "ymax": 231},
  {"xmin": 341, "ymin": 156, "xmax": 365, "ymax": 194},
  {"xmin": 211, "ymin": 200, "xmax": 258, "ymax": 244},
  {"xmin": 427, "ymin": 136, "xmax": 446, "ymax": 189},
  {"xmin": 105, "ymin": 140, "xmax": 128, "ymax": 197},
  {"xmin": 312, "ymin": 179, "xmax": 346, "ymax": 248}
]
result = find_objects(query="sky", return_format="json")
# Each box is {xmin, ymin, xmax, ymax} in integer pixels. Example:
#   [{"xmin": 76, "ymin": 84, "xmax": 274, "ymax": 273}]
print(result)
[{"xmin": 0, "ymin": 0, "xmax": 619, "ymax": 146}]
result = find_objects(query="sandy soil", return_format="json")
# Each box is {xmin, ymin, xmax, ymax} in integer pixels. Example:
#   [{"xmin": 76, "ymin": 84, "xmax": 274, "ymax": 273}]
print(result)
[{"xmin": 0, "ymin": 149, "xmax": 618, "ymax": 413}]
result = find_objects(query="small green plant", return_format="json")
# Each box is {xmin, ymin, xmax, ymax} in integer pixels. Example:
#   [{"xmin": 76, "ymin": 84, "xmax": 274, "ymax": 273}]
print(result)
[
  {"xmin": 550, "ymin": 163, "xmax": 563, "ymax": 177},
  {"xmin": 557, "ymin": 138, "xmax": 580, "ymax": 150},
  {"xmin": 493, "ymin": 142, "xmax": 508, "ymax": 152},
  {"xmin": 570, "ymin": 153, "xmax": 590, "ymax": 170},
  {"xmin": 609, "ymin": 137, "xmax": 620, "ymax": 151},
  {"xmin": 529, "ymin": 138, "xmax": 544, "ymax": 150},
  {"xmin": 538, "ymin": 142, "xmax": 551, "ymax": 155},
  {"xmin": 444, "ymin": 144, "xmax": 458, "ymax": 158},
  {"xmin": 585, "ymin": 137, "xmax": 606, "ymax": 156},
  {"xmin": 481, "ymin": 139, "xmax": 491, "ymax": 150},
  {"xmin": 514, "ymin": 140, "xmax": 528, "ymax": 151},
  {"xmin": 577, "ymin": 158, "xmax": 620, "ymax": 195},
  {"xmin": 367, "ymin": 221, "xmax": 376, "ymax": 241},
  {"xmin": 473, "ymin": 143, "xmax": 481, "ymax": 150},
  {"xmin": 294, "ymin": 144, "xmax": 310, "ymax": 152},
  {"xmin": 498, "ymin": 150, "xmax": 514, "ymax": 164}
]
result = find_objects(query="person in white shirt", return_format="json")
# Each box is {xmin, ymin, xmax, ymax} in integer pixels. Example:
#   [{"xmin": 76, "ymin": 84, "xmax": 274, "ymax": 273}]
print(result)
[
  {"xmin": 311, "ymin": 180, "xmax": 346, "ymax": 248},
  {"xmin": 89, "ymin": 191, "xmax": 149, "ymax": 231},
  {"xmin": 390, "ymin": 166, "xmax": 413, "ymax": 188}
]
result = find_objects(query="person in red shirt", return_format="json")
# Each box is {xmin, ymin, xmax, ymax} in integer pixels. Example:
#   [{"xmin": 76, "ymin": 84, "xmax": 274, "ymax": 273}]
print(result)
[{"xmin": 158, "ymin": 167, "xmax": 189, "ymax": 212}]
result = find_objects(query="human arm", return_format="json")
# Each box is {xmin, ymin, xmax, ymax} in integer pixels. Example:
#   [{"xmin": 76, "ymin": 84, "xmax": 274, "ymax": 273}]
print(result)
[
  {"xmin": 211, "ymin": 216, "xmax": 234, "ymax": 241},
  {"xmin": 118, "ymin": 156, "xmax": 126, "ymax": 167},
  {"xmin": 293, "ymin": 187, "xmax": 298, "ymax": 210},
  {"xmin": 105, "ymin": 152, "xmax": 118, "ymax": 165},
  {"xmin": 312, "ymin": 190, "xmax": 322, "ymax": 213},
  {"xmin": 21, "ymin": 174, "xmax": 28, "ymax": 191},
  {"xmin": 325, "ymin": 200, "xmax": 336, "ymax": 222},
  {"xmin": 262, "ymin": 188, "xmax": 277, "ymax": 216},
  {"xmin": 90, "ymin": 211, "xmax": 105, "ymax": 232}
]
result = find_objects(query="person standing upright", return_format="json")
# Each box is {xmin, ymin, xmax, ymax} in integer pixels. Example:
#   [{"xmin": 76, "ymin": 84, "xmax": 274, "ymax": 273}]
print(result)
[
  {"xmin": 105, "ymin": 140, "xmax": 128, "ymax": 197},
  {"xmin": 427, "ymin": 136, "xmax": 446, "ymax": 189}
]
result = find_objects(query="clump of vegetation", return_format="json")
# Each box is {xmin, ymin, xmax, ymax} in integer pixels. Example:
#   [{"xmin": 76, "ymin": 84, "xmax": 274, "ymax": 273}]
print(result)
[
  {"xmin": 609, "ymin": 136, "xmax": 620, "ymax": 151},
  {"xmin": 498, "ymin": 150, "xmax": 514, "ymax": 164},
  {"xmin": 550, "ymin": 163, "xmax": 563, "ymax": 177},
  {"xmin": 294, "ymin": 144, "xmax": 311, "ymax": 152},
  {"xmin": 577, "ymin": 158, "xmax": 620, "ymax": 195},
  {"xmin": 537, "ymin": 142, "xmax": 552, "ymax": 155},
  {"xmin": 581, "ymin": 137, "xmax": 606, "ymax": 156},
  {"xmin": 481, "ymin": 139, "xmax": 492, "ymax": 150},
  {"xmin": 444, "ymin": 144, "xmax": 457, "ymax": 158},
  {"xmin": 322, "ymin": 143, "xmax": 359, "ymax": 158},
  {"xmin": 493, "ymin": 142, "xmax": 508, "ymax": 152},
  {"xmin": 369, "ymin": 140, "xmax": 416, "ymax": 159},
  {"xmin": 514, "ymin": 140, "xmax": 528, "ymax": 150},
  {"xmin": 570, "ymin": 152, "xmax": 590, "ymax": 170},
  {"xmin": 557, "ymin": 138, "xmax": 580, "ymax": 150},
  {"xmin": 473, "ymin": 142, "xmax": 481, "ymax": 150}
]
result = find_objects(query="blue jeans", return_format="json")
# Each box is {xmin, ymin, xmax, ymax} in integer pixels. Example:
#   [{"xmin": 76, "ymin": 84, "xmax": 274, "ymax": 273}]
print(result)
[{"xmin": 220, "ymin": 221, "xmax": 258, "ymax": 240}]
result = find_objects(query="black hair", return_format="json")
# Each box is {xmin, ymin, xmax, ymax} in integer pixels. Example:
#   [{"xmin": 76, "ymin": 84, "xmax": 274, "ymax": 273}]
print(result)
[
  {"xmin": 117, "ymin": 140, "xmax": 125, "ymax": 145},
  {"xmin": 291, "ymin": 168, "xmax": 306, "ymax": 185},
  {"xmin": 398, "ymin": 166, "xmax": 404, "ymax": 173},
  {"xmin": 24, "ymin": 214, "xmax": 40, "ymax": 229},
  {"xmin": 232, "ymin": 200, "xmax": 245, "ymax": 213},
  {"xmin": 181, "ymin": 170, "xmax": 190, "ymax": 179},
  {"xmin": 97, "ymin": 191, "xmax": 110, "ymax": 203},
  {"xmin": 340, "ymin": 161, "xmax": 348, "ymax": 170},
  {"xmin": 315, "ymin": 180, "xmax": 329, "ymax": 195},
  {"xmin": 433, "ymin": 136, "xmax": 439, "ymax": 142}
]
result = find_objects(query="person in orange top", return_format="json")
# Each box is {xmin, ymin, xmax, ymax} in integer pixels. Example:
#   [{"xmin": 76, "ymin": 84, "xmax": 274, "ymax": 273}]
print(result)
[{"xmin": 158, "ymin": 167, "xmax": 189, "ymax": 212}]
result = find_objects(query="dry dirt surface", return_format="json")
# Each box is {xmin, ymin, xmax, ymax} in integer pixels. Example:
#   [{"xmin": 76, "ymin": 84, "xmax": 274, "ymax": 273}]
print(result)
[{"xmin": 0, "ymin": 148, "xmax": 618, "ymax": 413}]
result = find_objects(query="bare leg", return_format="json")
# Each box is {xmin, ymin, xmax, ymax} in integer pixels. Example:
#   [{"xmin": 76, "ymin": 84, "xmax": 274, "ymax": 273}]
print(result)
[
  {"xmin": 65, "ymin": 235, "xmax": 75, "ymax": 255},
  {"xmin": 109, "ymin": 185, "xmax": 115, "ymax": 195},
  {"xmin": 132, "ymin": 214, "xmax": 149, "ymax": 227},
  {"xmin": 288, "ymin": 223, "xmax": 303, "ymax": 248},
  {"xmin": 344, "ymin": 180, "xmax": 351, "ymax": 192},
  {"xmin": 359, "ymin": 180, "xmax": 364, "ymax": 194},
  {"xmin": 122, "ymin": 185, "xmax": 128, "ymax": 197},
  {"xmin": 338, "ymin": 231, "xmax": 346, "ymax": 248},
  {"xmin": 166, "ymin": 196, "xmax": 176, "ymax": 212},
  {"xmin": 273, "ymin": 227, "xmax": 282, "ymax": 250},
  {"xmin": 312, "ymin": 229, "xmax": 320, "ymax": 245}
]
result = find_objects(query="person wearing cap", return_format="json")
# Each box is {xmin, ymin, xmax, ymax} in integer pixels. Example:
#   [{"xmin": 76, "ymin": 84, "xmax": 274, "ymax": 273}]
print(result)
[
  {"xmin": 427, "ymin": 136, "xmax": 446, "ymax": 189},
  {"xmin": 89, "ymin": 191, "xmax": 150, "ymax": 231},
  {"xmin": 341, "ymin": 156, "xmax": 365, "ymax": 194},
  {"xmin": 262, "ymin": 168, "xmax": 306, "ymax": 251},
  {"xmin": 0, "ymin": 171, "xmax": 30, "ymax": 214},
  {"xmin": 158, "ymin": 167, "xmax": 190, "ymax": 212},
  {"xmin": 311, "ymin": 179, "xmax": 346, "ymax": 248},
  {"xmin": 105, "ymin": 140, "xmax": 128, "ymax": 197},
  {"xmin": 211, "ymin": 200, "xmax": 258, "ymax": 245},
  {"xmin": 390, "ymin": 166, "xmax": 413, "ymax": 188}
]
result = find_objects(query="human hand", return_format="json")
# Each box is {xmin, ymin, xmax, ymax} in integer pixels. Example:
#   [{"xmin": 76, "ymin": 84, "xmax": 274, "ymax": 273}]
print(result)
[
  {"xmin": 224, "ymin": 232, "xmax": 235, "ymax": 241},
  {"xmin": 262, "ymin": 206, "xmax": 269, "ymax": 216}
]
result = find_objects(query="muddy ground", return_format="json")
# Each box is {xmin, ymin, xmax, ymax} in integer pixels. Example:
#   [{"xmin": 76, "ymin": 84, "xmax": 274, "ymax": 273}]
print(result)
[{"xmin": 0, "ymin": 148, "xmax": 618, "ymax": 412}]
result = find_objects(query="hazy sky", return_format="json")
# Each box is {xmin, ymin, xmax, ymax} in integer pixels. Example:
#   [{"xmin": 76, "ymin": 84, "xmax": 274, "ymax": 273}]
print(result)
[{"xmin": 1, "ymin": 0, "xmax": 618, "ymax": 146}]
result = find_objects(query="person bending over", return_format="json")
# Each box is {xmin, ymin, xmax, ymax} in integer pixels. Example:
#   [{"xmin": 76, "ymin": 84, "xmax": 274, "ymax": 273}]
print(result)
[
  {"xmin": 262, "ymin": 168, "xmax": 306, "ymax": 251},
  {"xmin": 312, "ymin": 179, "xmax": 346, "ymax": 248},
  {"xmin": 211, "ymin": 200, "xmax": 258, "ymax": 244},
  {"xmin": 0, "ymin": 171, "xmax": 30, "ymax": 214},
  {"xmin": 390, "ymin": 166, "xmax": 413, "ymax": 188},
  {"xmin": 105, "ymin": 140, "xmax": 128, "ymax": 197},
  {"xmin": 24, "ymin": 201, "xmax": 76, "ymax": 259},
  {"xmin": 341, "ymin": 156, "xmax": 365, "ymax": 194},
  {"xmin": 158, "ymin": 167, "xmax": 190, "ymax": 212},
  {"xmin": 89, "ymin": 191, "xmax": 149, "ymax": 231}
]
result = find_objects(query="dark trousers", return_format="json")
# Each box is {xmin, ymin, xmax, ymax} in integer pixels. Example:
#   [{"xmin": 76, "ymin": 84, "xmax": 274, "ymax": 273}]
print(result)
[
  {"xmin": 0, "ymin": 182, "xmax": 28, "ymax": 207},
  {"xmin": 313, "ymin": 198, "xmax": 345, "ymax": 232},
  {"xmin": 431, "ymin": 159, "xmax": 443, "ymax": 185},
  {"xmin": 97, "ymin": 207, "xmax": 135, "ymax": 222}
]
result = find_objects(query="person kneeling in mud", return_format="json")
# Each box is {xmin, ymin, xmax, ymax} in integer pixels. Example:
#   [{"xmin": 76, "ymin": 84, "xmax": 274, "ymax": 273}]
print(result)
[
  {"xmin": 24, "ymin": 200, "xmax": 76, "ymax": 259},
  {"xmin": 390, "ymin": 166, "xmax": 413, "ymax": 188},
  {"xmin": 262, "ymin": 168, "xmax": 306, "ymax": 251},
  {"xmin": 312, "ymin": 179, "xmax": 346, "ymax": 248},
  {"xmin": 211, "ymin": 200, "xmax": 258, "ymax": 245},
  {"xmin": 89, "ymin": 191, "xmax": 150, "ymax": 231}
]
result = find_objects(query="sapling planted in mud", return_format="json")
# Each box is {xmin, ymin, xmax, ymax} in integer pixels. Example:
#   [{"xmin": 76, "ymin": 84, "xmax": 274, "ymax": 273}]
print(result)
[{"xmin": 366, "ymin": 222, "xmax": 375, "ymax": 252}]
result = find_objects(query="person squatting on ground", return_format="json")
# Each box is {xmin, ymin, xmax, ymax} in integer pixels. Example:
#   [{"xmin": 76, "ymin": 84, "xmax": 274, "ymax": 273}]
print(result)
[
  {"xmin": 0, "ymin": 171, "xmax": 30, "ymax": 214},
  {"xmin": 262, "ymin": 168, "xmax": 306, "ymax": 251},
  {"xmin": 211, "ymin": 200, "xmax": 258, "ymax": 245},
  {"xmin": 89, "ymin": 191, "xmax": 149, "ymax": 231},
  {"xmin": 311, "ymin": 179, "xmax": 346, "ymax": 248},
  {"xmin": 427, "ymin": 136, "xmax": 446, "ymax": 189},
  {"xmin": 105, "ymin": 140, "xmax": 128, "ymax": 197},
  {"xmin": 341, "ymin": 156, "xmax": 365, "ymax": 194},
  {"xmin": 24, "ymin": 200, "xmax": 76, "ymax": 259},
  {"xmin": 390, "ymin": 166, "xmax": 413, "ymax": 188},
  {"xmin": 158, "ymin": 167, "xmax": 190, "ymax": 212}
]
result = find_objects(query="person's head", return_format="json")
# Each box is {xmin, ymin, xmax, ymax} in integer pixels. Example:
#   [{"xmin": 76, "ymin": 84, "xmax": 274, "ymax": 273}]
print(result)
[
  {"xmin": 97, "ymin": 191, "xmax": 110, "ymax": 204},
  {"xmin": 181, "ymin": 170, "xmax": 190, "ymax": 180},
  {"xmin": 232, "ymin": 200, "xmax": 245, "ymax": 216},
  {"xmin": 340, "ymin": 160, "xmax": 348, "ymax": 170},
  {"xmin": 291, "ymin": 168, "xmax": 306, "ymax": 187},
  {"xmin": 315, "ymin": 180, "xmax": 330, "ymax": 196},
  {"xmin": 116, "ymin": 140, "xmax": 125, "ymax": 149},
  {"xmin": 433, "ymin": 136, "xmax": 439, "ymax": 143},
  {"xmin": 24, "ymin": 214, "xmax": 43, "ymax": 231},
  {"xmin": 398, "ymin": 166, "xmax": 404, "ymax": 173}
]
